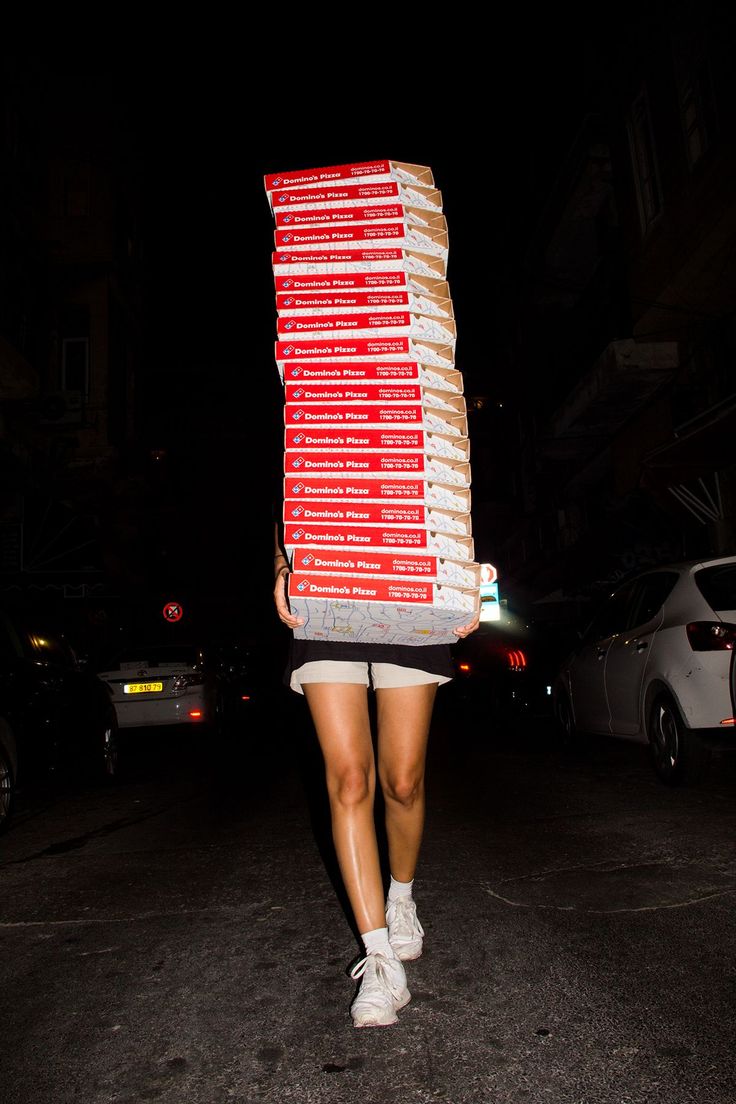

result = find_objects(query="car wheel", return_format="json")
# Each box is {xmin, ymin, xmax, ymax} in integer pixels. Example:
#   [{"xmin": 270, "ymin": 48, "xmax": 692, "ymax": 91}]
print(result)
[
  {"xmin": 648, "ymin": 693, "xmax": 709, "ymax": 786},
  {"xmin": 91, "ymin": 712, "xmax": 121, "ymax": 783},
  {"xmin": 555, "ymin": 692, "xmax": 580, "ymax": 750},
  {"xmin": 0, "ymin": 740, "xmax": 15, "ymax": 832}
]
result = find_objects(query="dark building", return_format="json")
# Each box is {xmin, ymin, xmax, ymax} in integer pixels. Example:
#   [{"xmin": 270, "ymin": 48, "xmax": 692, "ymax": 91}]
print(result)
[
  {"xmin": 0, "ymin": 60, "xmax": 145, "ymax": 633},
  {"xmin": 476, "ymin": 3, "xmax": 736, "ymax": 625}
]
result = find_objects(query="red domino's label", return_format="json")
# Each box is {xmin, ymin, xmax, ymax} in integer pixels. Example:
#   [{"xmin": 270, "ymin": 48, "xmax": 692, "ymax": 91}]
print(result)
[
  {"xmin": 275, "ymin": 223, "xmax": 406, "ymax": 249},
  {"xmin": 265, "ymin": 161, "xmax": 393, "ymax": 191},
  {"xmin": 289, "ymin": 573, "xmax": 434, "ymax": 603},
  {"xmin": 285, "ymin": 427, "xmax": 425, "ymax": 449},
  {"xmin": 281, "ymin": 361, "xmax": 421, "ymax": 382},
  {"xmin": 286, "ymin": 452, "xmax": 427, "ymax": 474},
  {"xmin": 273, "ymin": 249, "xmax": 407, "ymax": 266},
  {"xmin": 285, "ymin": 523, "xmax": 430, "ymax": 550},
  {"xmin": 284, "ymin": 477, "xmax": 426, "ymax": 500},
  {"xmin": 291, "ymin": 547, "xmax": 438, "ymax": 576},
  {"xmin": 285, "ymin": 500, "xmax": 428, "ymax": 525},
  {"xmin": 272, "ymin": 183, "xmax": 401, "ymax": 207},
  {"xmin": 285, "ymin": 404, "xmax": 423, "ymax": 426},
  {"xmin": 277, "ymin": 337, "xmax": 411, "ymax": 359},
  {"xmin": 285, "ymin": 383, "xmax": 421, "ymax": 403},
  {"xmin": 278, "ymin": 312, "xmax": 412, "ymax": 337},
  {"xmin": 275, "ymin": 204, "xmax": 405, "ymax": 228},
  {"xmin": 275, "ymin": 272, "xmax": 408, "ymax": 291},
  {"xmin": 277, "ymin": 290, "xmax": 410, "ymax": 310}
]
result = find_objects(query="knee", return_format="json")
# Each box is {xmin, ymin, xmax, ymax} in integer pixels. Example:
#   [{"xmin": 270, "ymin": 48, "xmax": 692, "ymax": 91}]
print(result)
[
  {"xmin": 383, "ymin": 774, "xmax": 423, "ymax": 809},
  {"xmin": 331, "ymin": 767, "xmax": 373, "ymax": 809}
]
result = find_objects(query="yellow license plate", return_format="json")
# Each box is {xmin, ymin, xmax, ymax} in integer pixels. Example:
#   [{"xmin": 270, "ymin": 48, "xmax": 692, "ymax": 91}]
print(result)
[{"xmin": 124, "ymin": 682, "xmax": 163, "ymax": 694}]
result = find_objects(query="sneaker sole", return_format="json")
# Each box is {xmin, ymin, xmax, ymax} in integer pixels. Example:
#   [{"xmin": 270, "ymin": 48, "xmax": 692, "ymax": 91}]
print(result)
[
  {"xmin": 352, "ymin": 991, "xmax": 411, "ymax": 1028},
  {"xmin": 391, "ymin": 942, "xmax": 423, "ymax": 962},
  {"xmin": 395, "ymin": 948, "xmax": 422, "ymax": 962}
]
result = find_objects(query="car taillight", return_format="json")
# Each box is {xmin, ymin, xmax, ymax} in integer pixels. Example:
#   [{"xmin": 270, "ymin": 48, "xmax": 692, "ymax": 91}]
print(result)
[
  {"xmin": 686, "ymin": 621, "xmax": 736, "ymax": 651},
  {"xmin": 188, "ymin": 710, "xmax": 203, "ymax": 720},
  {"xmin": 457, "ymin": 661, "xmax": 472, "ymax": 675},
  {"xmin": 506, "ymin": 649, "xmax": 527, "ymax": 671},
  {"xmin": 171, "ymin": 672, "xmax": 205, "ymax": 692}
]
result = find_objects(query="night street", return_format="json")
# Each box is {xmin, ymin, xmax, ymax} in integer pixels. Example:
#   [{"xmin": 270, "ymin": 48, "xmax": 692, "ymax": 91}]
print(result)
[{"xmin": 2, "ymin": 696, "xmax": 736, "ymax": 1104}]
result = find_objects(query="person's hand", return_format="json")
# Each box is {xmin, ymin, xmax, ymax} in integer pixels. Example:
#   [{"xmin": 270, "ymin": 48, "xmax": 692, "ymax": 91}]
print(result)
[
  {"xmin": 453, "ymin": 604, "xmax": 481, "ymax": 639},
  {"xmin": 273, "ymin": 568, "xmax": 305, "ymax": 629}
]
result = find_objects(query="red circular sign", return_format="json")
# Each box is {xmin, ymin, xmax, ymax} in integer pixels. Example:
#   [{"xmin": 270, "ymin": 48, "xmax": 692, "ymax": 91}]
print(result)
[{"xmin": 162, "ymin": 601, "xmax": 183, "ymax": 622}]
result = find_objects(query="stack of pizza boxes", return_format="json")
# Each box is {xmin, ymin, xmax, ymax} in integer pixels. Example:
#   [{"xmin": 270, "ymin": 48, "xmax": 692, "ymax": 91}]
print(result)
[{"xmin": 264, "ymin": 159, "xmax": 481, "ymax": 645}]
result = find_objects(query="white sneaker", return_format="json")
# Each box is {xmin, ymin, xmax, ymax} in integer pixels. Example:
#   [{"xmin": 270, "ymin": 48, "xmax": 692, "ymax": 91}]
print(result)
[
  {"xmin": 386, "ymin": 897, "xmax": 425, "ymax": 961},
  {"xmin": 349, "ymin": 951, "xmax": 411, "ymax": 1027}
]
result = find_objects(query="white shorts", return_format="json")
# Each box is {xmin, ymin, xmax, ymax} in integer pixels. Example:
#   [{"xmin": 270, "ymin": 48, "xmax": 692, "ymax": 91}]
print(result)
[{"xmin": 290, "ymin": 660, "xmax": 452, "ymax": 695}]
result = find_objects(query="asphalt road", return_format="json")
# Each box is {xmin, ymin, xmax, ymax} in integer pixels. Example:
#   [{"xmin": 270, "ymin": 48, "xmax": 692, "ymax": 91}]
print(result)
[{"xmin": 2, "ymin": 691, "xmax": 736, "ymax": 1104}]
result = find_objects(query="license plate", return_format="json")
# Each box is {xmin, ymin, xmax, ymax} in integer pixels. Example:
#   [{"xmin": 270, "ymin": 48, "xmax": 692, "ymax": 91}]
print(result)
[{"xmin": 124, "ymin": 682, "xmax": 164, "ymax": 694}]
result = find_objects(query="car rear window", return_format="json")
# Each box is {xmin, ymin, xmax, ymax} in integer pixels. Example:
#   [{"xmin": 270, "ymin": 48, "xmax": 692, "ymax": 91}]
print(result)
[
  {"xmin": 116, "ymin": 646, "xmax": 202, "ymax": 667},
  {"xmin": 694, "ymin": 564, "xmax": 736, "ymax": 612}
]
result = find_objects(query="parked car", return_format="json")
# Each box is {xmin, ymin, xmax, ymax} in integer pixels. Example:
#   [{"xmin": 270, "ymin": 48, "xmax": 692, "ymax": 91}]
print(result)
[
  {"xmin": 0, "ymin": 608, "xmax": 120, "ymax": 832},
  {"xmin": 213, "ymin": 638, "xmax": 283, "ymax": 725},
  {"xmin": 448, "ymin": 621, "xmax": 556, "ymax": 728},
  {"xmin": 96, "ymin": 642, "xmax": 223, "ymax": 731},
  {"xmin": 552, "ymin": 555, "xmax": 736, "ymax": 784}
]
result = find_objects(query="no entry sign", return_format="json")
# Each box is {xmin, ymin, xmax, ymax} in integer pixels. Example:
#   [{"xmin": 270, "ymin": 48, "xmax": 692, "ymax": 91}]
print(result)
[{"xmin": 162, "ymin": 601, "xmax": 183, "ymax": 623}]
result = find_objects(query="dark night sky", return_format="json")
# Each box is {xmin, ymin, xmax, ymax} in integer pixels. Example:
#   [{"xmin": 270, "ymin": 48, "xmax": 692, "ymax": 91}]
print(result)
[
  {"xmin": 55, "ymin": 22, "xmax": 618, "ymax": 631},
  {"xmin": 137, "ymin": 24, "xmax": 596, "ymax": 398},
  {"xmin": 116, "ymin": 25, "xmax": 603, "ymax": 626}
]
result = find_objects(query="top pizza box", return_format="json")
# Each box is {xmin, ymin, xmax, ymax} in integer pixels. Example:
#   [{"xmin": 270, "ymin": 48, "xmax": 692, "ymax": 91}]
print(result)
[{"xmin": 264, "ymin": 161, "xmax": 434, "ymax": 202}]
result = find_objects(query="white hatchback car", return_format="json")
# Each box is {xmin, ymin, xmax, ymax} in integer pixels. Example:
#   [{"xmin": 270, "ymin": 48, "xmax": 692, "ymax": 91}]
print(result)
[
  {"xmin": 97, "ymin": 644, "xmax": 220, "ymax": 730},
  {"xmin": 553, "ymin": 555, "xmax": 736, "ymax": 784}
]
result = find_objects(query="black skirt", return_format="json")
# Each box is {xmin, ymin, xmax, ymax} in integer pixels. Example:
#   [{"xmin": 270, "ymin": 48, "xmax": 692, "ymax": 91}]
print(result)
[{"xmin": 285, "ymin": 637, "xmax": 455, "ymax": 688}]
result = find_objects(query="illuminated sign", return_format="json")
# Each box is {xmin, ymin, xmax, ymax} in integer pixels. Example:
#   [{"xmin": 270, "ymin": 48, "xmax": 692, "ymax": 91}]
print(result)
[{"xmin": 479, "ymin": 564, "xmax": 500, "ymax": 621}]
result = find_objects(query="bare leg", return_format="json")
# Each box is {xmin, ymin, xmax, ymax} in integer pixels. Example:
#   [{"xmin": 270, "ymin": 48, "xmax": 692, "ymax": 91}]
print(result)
[
  {"xmin": 303, "ymin": 682, "xmax": 385, "ymax": 934},
  {"xmin": 375, "ymin": 683, "xmax": 437, "ymax": 883}
]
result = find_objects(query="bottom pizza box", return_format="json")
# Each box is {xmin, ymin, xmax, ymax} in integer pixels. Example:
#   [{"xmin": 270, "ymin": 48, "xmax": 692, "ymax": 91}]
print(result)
[{"xmin": 287, "ymin": 573, "xmax": 479, "ymax": 646}]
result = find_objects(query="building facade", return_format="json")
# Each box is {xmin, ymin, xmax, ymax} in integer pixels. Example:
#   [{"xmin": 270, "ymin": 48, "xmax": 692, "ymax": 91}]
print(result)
[{"xmin": 481, "ymin": 4, "xmax": 736, "ymax": 624}]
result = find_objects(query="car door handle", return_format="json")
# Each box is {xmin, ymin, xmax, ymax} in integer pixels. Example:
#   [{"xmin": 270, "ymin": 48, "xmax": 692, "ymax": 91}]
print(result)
[
  {"xmin": 634, "ymin": 640, "xmax": 648, "ymax": 653},
  {"xmin": 595, "ymin": 648, "xmax": 607, "ymax": 659}
]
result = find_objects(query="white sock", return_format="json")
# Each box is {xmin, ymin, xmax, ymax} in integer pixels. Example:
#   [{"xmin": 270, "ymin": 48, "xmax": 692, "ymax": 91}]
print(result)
[
  {"xmin": 388, "ymin": 876, "xmax": 414, "ymax": 902},
  {"xmin": 361, "ymin": 926, "xmax": 394, "ymax": 957}
]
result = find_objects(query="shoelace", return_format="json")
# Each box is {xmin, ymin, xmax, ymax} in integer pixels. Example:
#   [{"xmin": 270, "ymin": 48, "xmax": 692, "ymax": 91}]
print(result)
[
  {"xmin": 389, "ymin": 898, "xmax": 425, "ymax": 939},
  {"xmin": 350, "ymin": 952, "xmax": 402, "ymax": 993}
]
